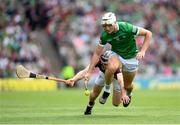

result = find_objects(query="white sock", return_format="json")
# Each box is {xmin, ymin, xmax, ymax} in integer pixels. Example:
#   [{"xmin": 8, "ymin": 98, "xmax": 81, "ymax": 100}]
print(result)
[{"xmin": 104, "ymin": 84, "xmax": 111, "ymax": 93}]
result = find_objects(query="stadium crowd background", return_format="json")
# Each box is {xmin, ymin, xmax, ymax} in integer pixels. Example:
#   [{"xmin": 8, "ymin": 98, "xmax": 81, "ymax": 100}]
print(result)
[{"xmin": 0, "ymin": 0, "xmax": 179, "ymax": 81}]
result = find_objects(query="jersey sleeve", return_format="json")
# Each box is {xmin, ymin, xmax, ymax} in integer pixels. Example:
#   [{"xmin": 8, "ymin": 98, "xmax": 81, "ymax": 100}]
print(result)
[
  {"xmin": 99, "ymin": 32, "xmax": 107, "ymax": 46},
  {"xmin": 121, "ymin": 22, "xmax": 139, "ymax": 35}
]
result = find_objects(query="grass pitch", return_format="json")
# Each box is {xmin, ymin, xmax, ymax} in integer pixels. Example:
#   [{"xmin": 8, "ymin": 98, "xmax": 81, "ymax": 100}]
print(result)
[{"xmin": 0, "ymin": 89, "xmax": 180, "ymax": 124}]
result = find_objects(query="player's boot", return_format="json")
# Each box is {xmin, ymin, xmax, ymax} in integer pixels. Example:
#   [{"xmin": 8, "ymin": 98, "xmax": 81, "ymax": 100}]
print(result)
[
  {"xmin": 99, "ymin": 91, "xmax": 110, "ymax": 104},
  {"xmin": 84, "ymin": 105, "xmax": 93, "ymax": 115},
  {"xmin": 123, "ymin": 95, "xmax": 131, "ymax": 107},
  {"xmin": 123, "ymin": 85, "xmax": 133, "ymax": 107},
  {"xmin": 84, "ymin": 102, "xmax": 94, "ymax": 115}
]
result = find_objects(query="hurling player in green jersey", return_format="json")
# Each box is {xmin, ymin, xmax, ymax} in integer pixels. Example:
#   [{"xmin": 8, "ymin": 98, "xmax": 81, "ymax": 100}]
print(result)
[{"xmin": 85, "ymin": 12, "xmax": 152, "ymax": 107}]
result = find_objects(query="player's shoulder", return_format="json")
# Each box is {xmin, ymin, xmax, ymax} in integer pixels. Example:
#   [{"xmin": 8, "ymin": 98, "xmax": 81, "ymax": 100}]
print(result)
[
  {"xmin": 118, "ymin": 21, "xmax": 131, "ymax": 28},
  {"xmin": 118, "ymin": 21, "xmax": 133, "ymax": 32},
  {"xmin": 118, "ymin": 21, "xmax": 132, "ymax": 26}
]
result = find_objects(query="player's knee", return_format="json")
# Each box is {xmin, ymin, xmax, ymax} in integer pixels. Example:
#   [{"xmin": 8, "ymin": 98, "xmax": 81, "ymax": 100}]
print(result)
[{"xmin": 107, "ymin": 63, "xmax": 119, "ymax": 74}]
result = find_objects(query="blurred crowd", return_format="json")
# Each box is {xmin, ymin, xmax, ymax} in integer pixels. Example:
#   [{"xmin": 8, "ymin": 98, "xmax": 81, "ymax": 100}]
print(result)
[
  {"xmin": 0, "ymin": 0, "xmax": 51, "ymax": 78},
  {"xmin": 0, "ymin": 0, "xmax": 179, "ymax": 78}
]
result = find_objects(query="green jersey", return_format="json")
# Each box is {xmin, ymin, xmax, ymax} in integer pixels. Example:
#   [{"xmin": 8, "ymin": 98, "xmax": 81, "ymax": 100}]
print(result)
[{"xmin": 99, "ymin": 21, "xmax": 139, "ymax": 59}]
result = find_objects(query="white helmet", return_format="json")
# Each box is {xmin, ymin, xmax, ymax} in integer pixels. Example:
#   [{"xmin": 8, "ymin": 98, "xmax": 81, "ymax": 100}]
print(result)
[{"xmin": 101, "ymin": 12, "xmax": 116, "ymax": 25}]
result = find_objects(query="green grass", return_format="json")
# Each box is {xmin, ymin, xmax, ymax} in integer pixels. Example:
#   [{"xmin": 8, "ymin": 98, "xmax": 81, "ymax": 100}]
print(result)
[{"xmin": 0, "ymin": 89, "xmax": 180, "ymax": 124}]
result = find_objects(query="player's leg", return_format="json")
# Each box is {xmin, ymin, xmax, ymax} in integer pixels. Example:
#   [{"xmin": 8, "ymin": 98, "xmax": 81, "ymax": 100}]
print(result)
[
  {"xmin": 84, "ymin": 85, "xmax": 103, "ymax": 115},
  {"xmin": 112, "ymin": 79, "xmax": 122, "ymax": 106},
  {"xmin": 122, "ymin": 71, "xmax": 137, "ymax": 107},
  {"xmin": 90, "ymin": 85, "xmax": 103, "ymax": 102},
  {"xmin": 84, "ymin": 72, "xmax": 105, "ymax": 115},
  {"xmin": 104, "ymin": 56, "xmax": 120, "ymax": 86},
  {"xmin": 116, "ymin": 55, "xmax": 138, "ymax": 107},
  {"xmin": 112, "ymin": 90, "xmax": 122, "ymax": 106},
  {"xmin": 123, "ymin": 71, "xmax": 136, "ymax": 94},
  {"xmin": 99, "ymin": 85, "xmax": 111, "ymax": 104},
  {"xmin": 99, "ymin": 56, "xmax": 119, "ymax": 104}
]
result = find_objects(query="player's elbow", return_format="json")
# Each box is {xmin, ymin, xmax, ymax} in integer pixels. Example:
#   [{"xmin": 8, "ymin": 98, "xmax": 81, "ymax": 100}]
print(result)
[{"xmin": 146, "ymin": 30, "xmax": 152, "ymax": 39}]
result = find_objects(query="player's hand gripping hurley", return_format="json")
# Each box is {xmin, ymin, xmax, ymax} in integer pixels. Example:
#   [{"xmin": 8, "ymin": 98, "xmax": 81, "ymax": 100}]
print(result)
[{"xmin": 16, "ymin": 65, "xmax": 67, "ymax": 83}]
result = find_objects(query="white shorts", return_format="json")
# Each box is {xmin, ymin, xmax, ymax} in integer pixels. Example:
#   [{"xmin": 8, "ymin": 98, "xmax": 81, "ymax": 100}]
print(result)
[
  {"xmin": 95, "ymin": 72, "xmax": 121, "ymax": 92},
  {"xmin": 112, "ymin": 52, "xmax": 139, "ymax": 72}
]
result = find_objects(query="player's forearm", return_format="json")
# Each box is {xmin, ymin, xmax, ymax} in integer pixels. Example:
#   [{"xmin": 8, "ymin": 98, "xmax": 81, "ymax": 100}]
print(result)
[
  {"xmin": 73, "ymin": 67, "xmax": 89, "ymax": 81},
  {"xmin": 140, "ymin": 30, "xmax": 152, "ymax": 53},
  {"xmin": 88, "ymin": 54, "xmax": 100, "ymax": 73},
  {"xmin": 72, "ymin": 70, "xmax": 86, "ymax": 81},
  {"xmin": 88, "ymin": 46, "xmax": 103, "ymax": 73}
]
